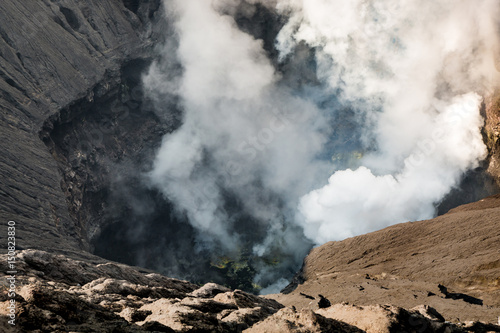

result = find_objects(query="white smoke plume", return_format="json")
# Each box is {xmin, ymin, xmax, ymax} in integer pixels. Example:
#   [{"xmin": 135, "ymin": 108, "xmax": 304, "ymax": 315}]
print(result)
[
  {"xmin": 299, "ymin": 93, "xmax": 487, "ymax": 242},
  {"xmin": 143, "ymin": 0, "xmax": 499, "ymax": 289},
  {"xmin": 144, "ymin": 0, "xmax": 329, "ymax": 282},
  {"xmin": 276, "ymin": 0, "xmax": 499, "ymax": 242}
]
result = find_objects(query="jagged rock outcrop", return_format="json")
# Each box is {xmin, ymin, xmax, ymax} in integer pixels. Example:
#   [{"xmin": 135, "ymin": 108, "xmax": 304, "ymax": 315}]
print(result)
[
  {"xmin": 316, "ymin": 304, "xmax": 454, "ymax": 333},
  {"xmin": 248, "ymin": 304, "xmax": 472, "ymax": 333},
  {"xmin": 0, "ymin": 250, "xmax": 284, "ymax": 332},
  {"xmin": 244, "ymin": 307, "xmax": 365, "ymax": 333},
  {"xmin": 3, "ymin": 250, "xmax": 499, "ymax": 332}
]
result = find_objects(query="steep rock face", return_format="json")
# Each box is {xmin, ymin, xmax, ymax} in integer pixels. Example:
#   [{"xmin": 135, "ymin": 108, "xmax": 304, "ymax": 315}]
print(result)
[
  {"xmin": 485, "ymin": 92, "xmax": 500, "ymax": 187},
  {"xmin": 0, "ymin": 0, "xmax": 163, "ymax": 253}
]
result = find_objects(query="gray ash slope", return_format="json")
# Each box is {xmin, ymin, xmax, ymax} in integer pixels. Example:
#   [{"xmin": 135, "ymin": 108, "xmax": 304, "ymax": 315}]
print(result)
[{"xmin": 0, "ymin": 0, "xmax": 164, "ymax": 255}]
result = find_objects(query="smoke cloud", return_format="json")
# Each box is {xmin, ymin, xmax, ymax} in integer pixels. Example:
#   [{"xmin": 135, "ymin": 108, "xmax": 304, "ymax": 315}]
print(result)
[
  {"xmin": 143, "ymin": 0, "xmax": 499, "ymax": 291},
  {"xmin": 276, "ymin": 0, "xmax": 499, "ymax": 242}
]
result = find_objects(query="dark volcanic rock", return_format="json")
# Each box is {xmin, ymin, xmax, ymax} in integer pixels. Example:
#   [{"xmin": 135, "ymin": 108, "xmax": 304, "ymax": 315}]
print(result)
[
  {"xmin": 438, "ymin": 284, "xmax": 483, "ymax": 306},
  {"xmin": 0, "ymin": 0, "xmax": 164, "ymax": 254},
  {"xmin": 318, "ymin": 294, "xmax": 331, "ymax": 309}
]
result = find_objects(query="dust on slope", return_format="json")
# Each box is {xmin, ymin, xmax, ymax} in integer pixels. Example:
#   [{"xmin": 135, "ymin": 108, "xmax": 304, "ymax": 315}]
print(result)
[{"xmin": 270, "ymin": 194, "xmax": 500, "ymax": 324}]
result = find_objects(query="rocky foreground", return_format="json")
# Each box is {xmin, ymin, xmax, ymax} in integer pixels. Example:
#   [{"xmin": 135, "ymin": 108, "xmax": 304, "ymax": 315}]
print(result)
[{"xmin": 1, "ymin": 245, "xmax": 499, "ymax": 332}]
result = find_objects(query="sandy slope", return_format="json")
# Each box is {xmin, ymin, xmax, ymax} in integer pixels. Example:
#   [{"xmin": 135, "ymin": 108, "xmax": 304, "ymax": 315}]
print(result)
[{"xmin": 270, "ymin": 194, "xmax": 500, "ymax": 324}]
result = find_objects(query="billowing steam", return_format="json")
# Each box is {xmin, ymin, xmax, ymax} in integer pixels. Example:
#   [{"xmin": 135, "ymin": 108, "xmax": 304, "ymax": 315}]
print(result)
[
  {"xmin": 143, "ymin": 0, "xmax": 499, "ymax": 291},
  {"xmin": 281, "ymin": 0, "xmax": 500, "ymax": 242}
]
